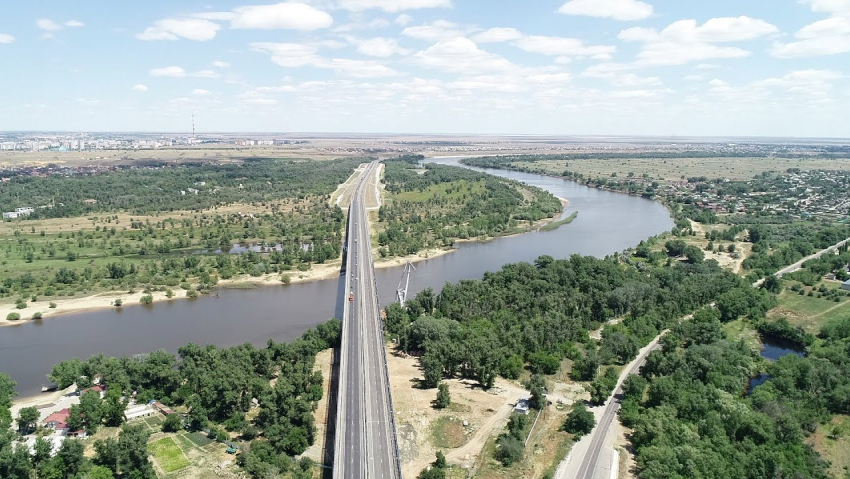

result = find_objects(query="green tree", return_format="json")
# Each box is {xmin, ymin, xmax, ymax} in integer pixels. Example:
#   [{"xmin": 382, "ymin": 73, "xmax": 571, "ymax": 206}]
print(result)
[
  {"xmin": 86, "ymin": 465, "xmax": 115, "ymax": 479},
  {"xmin": 16, "ymin": 406, "xmax": 39, "ymax": 434},
  {"xmin": 49, "ymin": 358, "xmax": 82, "ymax": 389},
  {"xmin": 0, "ymin": 373, "xmax": 16, "ymax": 429},
  {"xmin": 101, "ymin": 388, "xmax": 126, "ymax": 427},
  {"xmin": 421, "ymin": 353, "xmax": 443, "ymax": 389},
  {"xmin": 162, "ymin": 413, "xmax": 183, "ymax": 432},
  {"xmin": 563, "ymin": 403, "xmax": 595, "ymax": 438},
  {"xmin": 116, "ymin": 424, "xmax": 155, "ymax": 479},
  {"xmin": 79, "ymin": 389, "xmax": 104, "ymax": 433},
  {"xmin": 33, "ymin": 436, "xmax": 53, "ymax": 467},
  {"xmin": 434, "ymin": 383, "xmax": 450, "ymax": 409}
]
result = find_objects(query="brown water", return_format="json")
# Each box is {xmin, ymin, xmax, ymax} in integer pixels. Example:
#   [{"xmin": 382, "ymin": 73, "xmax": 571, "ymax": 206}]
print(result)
[{"xmin": 0, "ymin": 157, "xmax": 673, "ymax": 396}]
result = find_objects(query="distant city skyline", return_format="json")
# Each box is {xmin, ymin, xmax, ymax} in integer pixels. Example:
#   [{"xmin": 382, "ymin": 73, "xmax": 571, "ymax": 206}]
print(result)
[{"xmin": 0, "ymin": 1, "xmax": 849, "ymax": 137}]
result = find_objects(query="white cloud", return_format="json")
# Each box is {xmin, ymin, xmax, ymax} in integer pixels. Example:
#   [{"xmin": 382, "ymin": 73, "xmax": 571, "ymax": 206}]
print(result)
[
  {"xmin": 558, "ymin": 0, "xmax": 653, "ymax": 21},
  {"xmin": 0, "ymin": 33, "xmax": 14, "ymax": 44},
  {"xmin": 251, "ymin": 42, "xmax": 399, "ymax": 77},
  {"xmin": 240, "ymin": 91, "xmax": 278, "ymax": 105},
  {"xmin": 411, "ymin": 37, "xmax": 515, "ymax": 74},
  {"xmin": 65, "ymin": 20, "xmax": 84, "ymax": 27},
  {"xmin": 230, "ymin": 3, "xmax": 333, "ymax": 30},
  {"xmin": 337, "ymin": 0, "xmax": 451, "ymax": 13},
  {"xmin": 150, "ymin": 66, "xmax": 188, "ymax": 77},
  {"xmin": 708, "ymin": 69, "xmax": 844, "ymax": 105},
  {"xmin": 36, "ymin": 19, "xmax": 63, "ymax": 32},
  {"xmin": 395, "ymin": 14, "xmax": 412, "ymax": 26},
  {"xmin": 513, "ymin": 35, "xmax": 616, "ymax": 58},
  {"xmin": 192, "ymin": 89, "xmax": 212, "ymax": 95},
  {"xmin": 251, "ymin": 42, "xmax": 321, "ymax": 67},
  {"xmin": 357, "ymin": 37, "xmax": 411, "ymax": 57},
  {"xmin": 76, "ymin": 98, "xmax": 100, "ymax": 106},
  {"xmin": 771, "ymin": 8, "xmax": 850, "ymax": 58},
  {"xmin": 149, "ymin": 66, "xmax": 220, "ymax": 78},
  {"xmin": 137, "ymin": 3, "xmax": 332, "ymax": 42},
  {"xmin": 619, "ymin": 17, "xmax": 778, "ymax": 66},
  {"xmin": 473, "ymin": 27, "xmax": 522, "ymax": 43},
  {"xmin": 136, "ymin": 18, "xmax": 220, "ymax": 41},
  {"xmin": 402, "ymin": 20, "xmax": 468, "ymax": 40},
  {"xmin": 212, "ymin": 60, "xmax": 231, "ymax": 68},
  {"xmin": 801, "ymin": 0, "xmax": 850, "ymax": 15},
  {"xmin": 132, "ymin": 84, "xmax": 148, "ymax": 92}
]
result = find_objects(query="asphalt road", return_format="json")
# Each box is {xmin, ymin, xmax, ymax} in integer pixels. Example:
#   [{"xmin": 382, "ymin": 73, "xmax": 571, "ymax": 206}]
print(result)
[
  {"xmin": 334, "ymin": 161, "xmax": 400, "ymax": 479},
  {"xmin": 556, "ymin": 333, "xmax": 666, "ymax": 479}
]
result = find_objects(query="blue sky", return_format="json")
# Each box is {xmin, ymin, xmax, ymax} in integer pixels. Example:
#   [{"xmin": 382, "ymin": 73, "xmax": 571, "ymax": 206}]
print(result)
[{"xmin": 1, "ymin": 0, "xmax": 849, "ymax": 137}]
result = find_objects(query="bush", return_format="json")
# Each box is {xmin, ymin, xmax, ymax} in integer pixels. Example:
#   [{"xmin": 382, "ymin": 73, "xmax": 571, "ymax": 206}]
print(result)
[
  {"xmin": 563, "ymin": 403, "xmax": 595, "ymax": 438},
  {"xmin": 15, "ymin": 300, "xmax": 27, "ymax": 309},
  {"xmin": 140, "ymin": 294, "xmax": 154, "ymax": 305},
  {"xmin": 280, "ymin": 274, "xmax": 292, "ymax": 285},
  {"xmin": 186, "ymin": 289, "xmax": 198, "ymax": 299},
  {"xmin": 49, "ymin": 302, "xmax": 57, "ymax": 308},
  {"xmin": 32, "ymin": 312, "xmax": 43, "ymax": 320},
  {"xmin": 495, "ymin": 435, "xmax": 524, "ymax": 466},
  {"xmin": 6, "ymin": 312, "xmax": 21, "ymax": 321},
  {"xmin": 165, "ymin": 289, "xmax": 174, "ymax": 298},
  {"xmin": 114, "ymin": 299, "xmax": 123, "ymax": 307}
]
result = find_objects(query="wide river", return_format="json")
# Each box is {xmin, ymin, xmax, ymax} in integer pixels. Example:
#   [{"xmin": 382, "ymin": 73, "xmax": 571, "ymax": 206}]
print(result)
[{"xmin": 0, "ymin": 157, "xmax": 673, "ymax": 397}]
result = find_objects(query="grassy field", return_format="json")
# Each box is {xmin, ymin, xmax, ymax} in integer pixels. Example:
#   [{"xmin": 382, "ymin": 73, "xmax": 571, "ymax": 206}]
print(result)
[
  {"xmin": 723, "ymin": 319, "xmax": 761, "ymax": 352},
  {"xmin": 148, "ymin": 437, "xmax": 191, "ymax": 473},
  {"xmin": 768, "ymin": 281, "xmax": 850, "ymax": 333},
  {"xmin": 511, "ymin": 157, "xmax": 850, "ymax": 182},
  {"xmin": 809, "ymin": 414, "xmax": 850, "ymax": 478},
  {"xmin": 393, "ymin": 179, "xmax": 486, "ymax": 203},
  {"xmin": 430, "ymin": 416, "xmax": 469, "ymax": 449}
]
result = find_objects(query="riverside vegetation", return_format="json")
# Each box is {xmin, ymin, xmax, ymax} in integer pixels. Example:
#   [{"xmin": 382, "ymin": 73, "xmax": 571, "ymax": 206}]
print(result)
[
  {"xmin": 376, "ymin": 156, "xmax": 561, "ymax": 258},
  {"xmin": 0, "ymin": 158, "xmax": 362, "ymax": 311},
  {"xmin": 0, "ymin": 320, "xmax": 340, "ymax": 479}
]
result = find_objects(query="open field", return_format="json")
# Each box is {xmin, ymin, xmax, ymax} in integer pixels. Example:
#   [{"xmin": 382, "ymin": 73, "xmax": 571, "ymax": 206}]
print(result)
[
  {"xmin": 149, "ymin": 437, "xmax": 191, "ymax": 473},
  {"xmin": 768, "ymin": 280, "xmax": 850, "ymax": 333},
  {"xmin": 809, "ymin": 414, "xmax": 850, "ymax": 478},
  {"xmin": 511, "ymin": 157, "xmax": 850, "ymax": 182},
  {"xmin": 0, "ymin": 146, "xmax": 361, "ymax": 167}
]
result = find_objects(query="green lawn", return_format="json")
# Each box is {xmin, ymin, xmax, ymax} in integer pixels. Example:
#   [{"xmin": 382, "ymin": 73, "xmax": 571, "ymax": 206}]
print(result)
[{"xmin": 148, "ymin": 437, "xmax": 190, "ymax": 473}]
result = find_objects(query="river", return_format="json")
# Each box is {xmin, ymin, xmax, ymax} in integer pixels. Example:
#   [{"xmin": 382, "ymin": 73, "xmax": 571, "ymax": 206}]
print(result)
[{"xmin": 0, "ymin": 157, "xmax": 673, "ymax": 397}]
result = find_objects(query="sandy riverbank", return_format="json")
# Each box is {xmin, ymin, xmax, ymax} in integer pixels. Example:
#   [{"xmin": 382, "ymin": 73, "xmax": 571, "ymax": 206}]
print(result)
[
  {"xmin": 0, "ymin": 260, "xmax": 343, "ymax": 328},
  {"xmin": 0, "ymin": 192, "xmax": 571, "ymax": 328}
]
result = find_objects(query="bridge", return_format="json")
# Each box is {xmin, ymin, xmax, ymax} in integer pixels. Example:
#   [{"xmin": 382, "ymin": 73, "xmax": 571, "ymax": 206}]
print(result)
[{"xmin": 333, "ymin": 161, "xmax": 402, "ymax": 479}]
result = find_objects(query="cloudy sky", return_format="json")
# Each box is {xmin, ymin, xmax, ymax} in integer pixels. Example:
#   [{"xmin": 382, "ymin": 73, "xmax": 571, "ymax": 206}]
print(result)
[{"xmin": 1, "ymin": 0, "xmax": 849, "ymax": 137}]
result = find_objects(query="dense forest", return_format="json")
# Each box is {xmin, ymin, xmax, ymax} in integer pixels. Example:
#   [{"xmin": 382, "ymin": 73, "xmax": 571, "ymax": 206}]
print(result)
[
  {"xmin": 0, "ymin": 158, "xmax": 362, "ymax": 217},
  {"xmin": 0, "ymin": 320, "xmax": 340, "ymax": 479},
  {"xmin": 377, "ymin": 156, "xmax": 561, "ymax": 257},
  {"xmin": 385, "ymin": 253, "xmax": 749, "ymax": 390},
  {"xmin": 620, "ymin": 307, "xmax": 850, "ymax": 478}
]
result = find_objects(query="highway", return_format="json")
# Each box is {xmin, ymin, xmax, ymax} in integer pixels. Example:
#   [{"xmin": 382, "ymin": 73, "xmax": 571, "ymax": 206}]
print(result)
[{"xmin": 333, "ymin": 161, "xmax": 401, "ymax": 479}]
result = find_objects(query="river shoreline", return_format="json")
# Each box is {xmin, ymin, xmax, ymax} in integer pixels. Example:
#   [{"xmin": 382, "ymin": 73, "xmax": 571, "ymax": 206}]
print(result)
[{"xmin": 0, "ymin": 189, "xmax": 569, "ymax": 328}]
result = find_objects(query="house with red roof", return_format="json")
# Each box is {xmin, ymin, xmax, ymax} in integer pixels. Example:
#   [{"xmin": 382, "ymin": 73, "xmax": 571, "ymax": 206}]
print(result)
[{"xmin": 42, "ymin": 408, "xmax": 70, "ymax": 435}]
